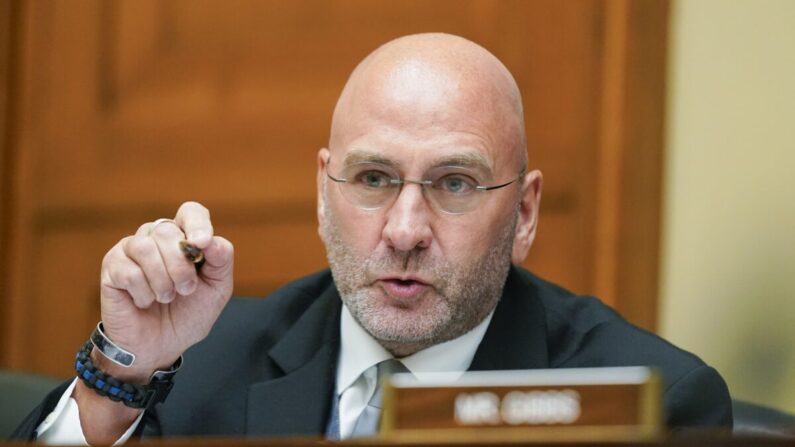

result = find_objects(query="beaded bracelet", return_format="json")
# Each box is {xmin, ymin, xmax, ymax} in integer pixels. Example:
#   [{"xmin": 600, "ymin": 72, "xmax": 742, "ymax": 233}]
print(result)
[{"xmin": 75, "ymin": 340, "xmax": 181, "ymax": 409}]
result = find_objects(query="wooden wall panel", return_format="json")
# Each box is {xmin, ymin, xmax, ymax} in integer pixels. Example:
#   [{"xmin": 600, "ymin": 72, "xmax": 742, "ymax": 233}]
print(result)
[
  {"xmin": 0, "ymin": 0, "xmax": 15, "ymax": 361},
  {"xmin": 1, "ymin": 0, "xmax": 668, "ymax": 377},
  {"xmin": 614, "ymin": 0, "xmax": 669, "ymax": 332}
]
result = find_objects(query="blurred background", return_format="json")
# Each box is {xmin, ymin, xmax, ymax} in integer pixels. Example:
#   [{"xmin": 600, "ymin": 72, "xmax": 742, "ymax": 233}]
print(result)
[{"xmin": 0, "ymin": 0, "xmax": 792, "ymax": 415}]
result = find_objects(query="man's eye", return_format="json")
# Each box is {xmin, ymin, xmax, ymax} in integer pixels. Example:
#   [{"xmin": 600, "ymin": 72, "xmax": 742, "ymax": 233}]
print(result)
[
  {"xmin": 355, "ymin": 170, "xmax": 392, "ymax": 188},
  {"xmin": 438, "ymin": 174, "xmax": 476, "ymax": 194}
]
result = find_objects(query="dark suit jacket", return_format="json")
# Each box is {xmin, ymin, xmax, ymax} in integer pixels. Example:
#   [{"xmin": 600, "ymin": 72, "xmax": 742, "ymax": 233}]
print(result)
[{"xmin": 12, "ymin": 267, "xmax": 732, "ymax": 439}]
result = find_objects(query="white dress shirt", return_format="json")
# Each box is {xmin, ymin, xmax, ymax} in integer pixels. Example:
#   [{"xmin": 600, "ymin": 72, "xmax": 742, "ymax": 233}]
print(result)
[
  {"xmin": 36, "ymin": 303, "xmax": 493, "ymax": 443},
  {"xmin": 35, "ymin": 379, "xmax": 143, "ymax": 445},
  {"xmin": 336, "ymin": 304, "xmax": 493, "ymax": 438}
]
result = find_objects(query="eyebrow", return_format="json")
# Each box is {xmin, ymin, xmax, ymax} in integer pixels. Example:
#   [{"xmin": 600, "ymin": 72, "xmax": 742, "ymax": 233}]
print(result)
[
  {"xmin": 342, "ymin": 150, "xmax": 397, "ymax": 167},
  {"xmin": 341, "ymin": 149, "xmax": 494, "ymax": 177},
  {"xmin": 430, "ymin": 153, "xmax": 493, "ymax": 177}
]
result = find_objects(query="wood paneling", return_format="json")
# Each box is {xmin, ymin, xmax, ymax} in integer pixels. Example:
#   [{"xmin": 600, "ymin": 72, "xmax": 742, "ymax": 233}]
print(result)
[
  {"xmin": 614, "ymin": 0, "xmax": 668, "ymax": 334},
  {"xmin": 0, "ymin": 0, "xmax": 22, "ymax": 374},
  {"xmin": 0, "ymin": 0, "xmax": 668, "ymax": 377},
  {"xmin": 594, "ymin": 0, "xmax": 669, "ymax": 328}
]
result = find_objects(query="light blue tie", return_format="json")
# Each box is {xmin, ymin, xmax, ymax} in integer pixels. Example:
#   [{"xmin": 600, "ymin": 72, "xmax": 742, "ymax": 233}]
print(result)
[
  {"xmin": 350, "ymin": 359, "xmax": 408, "ymax": 438},
  {"xmin": 325, "ymin": 388, "xmax": 341, "ymax": 439}
]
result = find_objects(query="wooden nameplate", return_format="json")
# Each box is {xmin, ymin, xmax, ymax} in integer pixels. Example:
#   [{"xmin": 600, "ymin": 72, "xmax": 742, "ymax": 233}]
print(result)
[{"xmin": 379, "ymin": 367, "xmax": 662, "ymax": 443}]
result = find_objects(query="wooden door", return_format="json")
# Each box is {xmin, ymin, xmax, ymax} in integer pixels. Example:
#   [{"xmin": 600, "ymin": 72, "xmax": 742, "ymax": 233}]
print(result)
[{"xmin": 0, "ymin": 0, "xmax": 668, "ymax": 378}]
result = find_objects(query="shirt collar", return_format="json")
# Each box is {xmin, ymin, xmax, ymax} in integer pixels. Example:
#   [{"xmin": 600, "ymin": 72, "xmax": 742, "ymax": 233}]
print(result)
[{"xmin": 336, "ymin": 303, "xmax": 494, "ymax": 395}]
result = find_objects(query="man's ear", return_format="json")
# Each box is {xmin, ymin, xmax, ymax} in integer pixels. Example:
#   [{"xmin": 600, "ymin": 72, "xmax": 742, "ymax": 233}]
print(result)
[
  {"xmin": 511, "ymin": 169, "xmax": 543, "ymax": 264},
  {"xmin": 317, "ymin": 148, "xmax": 330, "ymax": 243}
]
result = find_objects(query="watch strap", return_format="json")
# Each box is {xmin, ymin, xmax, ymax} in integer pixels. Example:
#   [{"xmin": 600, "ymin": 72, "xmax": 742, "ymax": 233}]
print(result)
[{"xmin": 76, "ymin": 340, "xmax": 182, "ymax": 409}]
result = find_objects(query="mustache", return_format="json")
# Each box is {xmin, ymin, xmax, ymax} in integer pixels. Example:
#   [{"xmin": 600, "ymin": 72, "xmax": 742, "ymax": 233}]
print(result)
[
  {"xmin": 363, "ymin": 248, "xmax": 449, "ymax": 286},
  {"xmin": 368, "ymin": 247, "xmax": 423, "ymax": 271}
]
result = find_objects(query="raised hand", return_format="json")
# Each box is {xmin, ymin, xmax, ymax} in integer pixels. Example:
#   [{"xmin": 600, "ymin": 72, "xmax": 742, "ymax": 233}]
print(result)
[{"xmin": 98, "ymin": 201, "xmax": 234, "ymax": 381}]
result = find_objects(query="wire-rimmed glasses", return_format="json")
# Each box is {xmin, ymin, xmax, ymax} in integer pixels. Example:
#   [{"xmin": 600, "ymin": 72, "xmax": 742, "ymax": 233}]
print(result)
[{"xmin": 326, "ymin": 158, "xmax": 525, "ymax": 214}]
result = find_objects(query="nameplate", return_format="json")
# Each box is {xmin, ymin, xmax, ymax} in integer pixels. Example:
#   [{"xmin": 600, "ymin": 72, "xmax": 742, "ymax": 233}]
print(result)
[{"xmin": 380, "ymin": 367, "xmax": 662, "ymax": 442}]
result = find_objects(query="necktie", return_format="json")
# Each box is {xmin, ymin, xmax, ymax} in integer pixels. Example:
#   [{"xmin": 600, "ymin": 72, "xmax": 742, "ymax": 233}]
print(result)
[{"xmin": 350, "ymin": 358, "xmax": 408, "ymax": 437}]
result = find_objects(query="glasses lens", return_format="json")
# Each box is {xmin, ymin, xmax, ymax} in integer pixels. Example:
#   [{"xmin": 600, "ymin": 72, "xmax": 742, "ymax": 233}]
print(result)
[
  {"xmin": 330, "ymin": 161, "xmax": 510, "ymax": 214},
  {"xmin": 427, "ymin": 169, "xmax": 484, "ymax": 214},
  {"xmin": 338, "ymin": 163, "xmax": 399, "ymax": 209}
]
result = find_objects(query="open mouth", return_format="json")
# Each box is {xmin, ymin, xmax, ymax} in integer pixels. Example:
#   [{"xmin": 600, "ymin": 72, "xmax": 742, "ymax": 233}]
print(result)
[
  {"xmin": 394, "ymin": 278, "xmax": 418, "ymax": 286},
  {"xmin": 380, "ymin": 278, "xmax": 430, "ymax": 300}
]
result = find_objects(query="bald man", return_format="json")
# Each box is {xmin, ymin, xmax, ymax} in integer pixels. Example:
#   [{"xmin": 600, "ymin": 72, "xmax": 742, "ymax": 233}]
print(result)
[{"xmin": 14, "ymin": 34, "xmax": 731, "ymax": 444}]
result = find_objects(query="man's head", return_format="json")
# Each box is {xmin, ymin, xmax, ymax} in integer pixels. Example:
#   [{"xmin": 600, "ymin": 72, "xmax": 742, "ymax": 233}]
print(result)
[{"xmin": 316, "ymin": 33, "xmax": 543, "ymax": 356}]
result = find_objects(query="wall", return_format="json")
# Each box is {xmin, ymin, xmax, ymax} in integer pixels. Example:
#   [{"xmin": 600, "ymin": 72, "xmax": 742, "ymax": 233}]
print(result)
[
  {"xmin": 1, "ymin": 1, "xmax": 669, "ymax": 377},
  {"xmin": 661, "ymin": 0, "xmax": 795, "ymax": 413}
]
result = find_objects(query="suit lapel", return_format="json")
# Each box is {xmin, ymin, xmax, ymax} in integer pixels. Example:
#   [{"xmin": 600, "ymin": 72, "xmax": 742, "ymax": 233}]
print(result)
[
  {"xmin": 244, "ymin": 266, "xmax": 546, "ymax": 435},
  {"xmin": 469, "ymin": 266, "xmax": 550, "ymax": 371},
  {"xmin": 246, "ymin": 284, "xmax": 342, "ymax": 437}
]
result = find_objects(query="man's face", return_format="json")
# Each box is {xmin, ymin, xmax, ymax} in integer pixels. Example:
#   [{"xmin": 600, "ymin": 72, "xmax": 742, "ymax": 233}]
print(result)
[{"xmin": 317, "ymin": 56, "xmax": 534, "ymax": 356}]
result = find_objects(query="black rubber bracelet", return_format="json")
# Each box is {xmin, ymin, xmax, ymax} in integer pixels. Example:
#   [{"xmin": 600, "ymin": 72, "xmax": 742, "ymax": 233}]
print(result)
[{"xmin": 75, "ymin": 340, "xmax": 181, "ymax": 410}]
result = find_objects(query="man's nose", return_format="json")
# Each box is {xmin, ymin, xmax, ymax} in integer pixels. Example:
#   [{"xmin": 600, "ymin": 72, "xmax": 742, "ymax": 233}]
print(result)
[{"xmin": 381, "ymin": 183, "xmax": 433, "ymax": 252}]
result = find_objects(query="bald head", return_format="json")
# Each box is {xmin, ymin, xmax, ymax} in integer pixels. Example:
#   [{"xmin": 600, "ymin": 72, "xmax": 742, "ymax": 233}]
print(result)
[
  {"xmin": 318, "ymin": 35, "xmax": 543, "ymax": 355},
  {"xmin": 329, "ymin": 33, "xmax": 528, "ymax": 169}
]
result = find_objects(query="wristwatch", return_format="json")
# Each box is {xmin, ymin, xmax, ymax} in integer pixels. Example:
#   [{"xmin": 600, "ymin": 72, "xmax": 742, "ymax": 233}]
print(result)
[{"xmin": 76, "ymin": 322, "xmax": 182, "ymax": 409}]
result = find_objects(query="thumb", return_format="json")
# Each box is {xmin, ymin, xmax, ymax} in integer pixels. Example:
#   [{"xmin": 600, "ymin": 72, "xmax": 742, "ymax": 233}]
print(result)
[{"xmin": 198, "ymin": 236, "xmax": 234, "ymax": 284}]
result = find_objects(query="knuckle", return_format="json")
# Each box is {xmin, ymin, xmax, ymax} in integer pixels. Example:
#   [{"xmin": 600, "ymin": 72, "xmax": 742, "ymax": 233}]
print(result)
[
  {"xmin": 171, "ymin": 265, "xmax": 195, "ymax": 285},
  {"xmin": 217, "ymin": 236, "xmax": 233, "ymax": 253},
  {"xmin": 125, "ymin": 236, "xmax": 156, "ymax": 258},
  {"xmin": 148, "ymin": 275, "xmax": 172, "ymax": 294},
  {"xmin": 118, "ymin": 267, "xmax": 145, "ymax": 289},
  {"xmin": 101, "ymin": 250, "xmax": 117, "ymax": 269},
  {"xmin": 132, "ymin": 292, "xmax": 155, "ymax": 309},
  {"xmin": 149, "ymin": 280, "xmax": 172, "ymax": 296},
  {"xmin": 224, "ymin": 239, "xmax": 234, "ymax": 256},
  {"xmin": 102, "ymin": 239, "xmax": 129, "ymax": 266},
  {"xmin": 180, "ymin": 201, "xmax": 209, "ymax": 216},
  {"xmin": 150, "ymin": 222, "xmax": 181, "ymax": 239}
]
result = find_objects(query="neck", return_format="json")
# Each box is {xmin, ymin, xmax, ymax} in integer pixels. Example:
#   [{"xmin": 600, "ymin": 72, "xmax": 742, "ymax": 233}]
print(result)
[
  {"xmin": 374, "ymin": 304, "xmax": 498, "ymax": 358},
  {"xmin": 378, "ymin": 340, "xmax": 429, "ymax": 358}
]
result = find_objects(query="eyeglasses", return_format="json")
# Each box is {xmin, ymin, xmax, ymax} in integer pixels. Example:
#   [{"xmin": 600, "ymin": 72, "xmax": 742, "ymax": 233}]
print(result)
[{"xmin": 326, "ymin": 158, "xmax": 525, "ymax": 214}]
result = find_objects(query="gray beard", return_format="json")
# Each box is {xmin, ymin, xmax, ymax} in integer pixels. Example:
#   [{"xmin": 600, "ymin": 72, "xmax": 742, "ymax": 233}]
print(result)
[{"xmin": 321, "ymin": 189, "xmax": 517, "ymax": 356}]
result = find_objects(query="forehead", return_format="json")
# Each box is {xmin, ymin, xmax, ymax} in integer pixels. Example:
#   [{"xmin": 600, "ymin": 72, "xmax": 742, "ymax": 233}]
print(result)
[
  {"xmin": 337, "ymin": 116, "xmax": 509, "ymax": 178},
  {"xmin": 331, "ymin": 57, "xmax": 522, "ymax": 175},
  {"xmin": 332, "ymin": 98, "xmax": 513, "ymax": 178}
]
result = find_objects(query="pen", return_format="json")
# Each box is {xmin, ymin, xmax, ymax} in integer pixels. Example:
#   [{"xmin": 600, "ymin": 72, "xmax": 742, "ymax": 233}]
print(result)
[{"xmin": 179, "ymin": 240, "xmax": 205, "ymax": 271}]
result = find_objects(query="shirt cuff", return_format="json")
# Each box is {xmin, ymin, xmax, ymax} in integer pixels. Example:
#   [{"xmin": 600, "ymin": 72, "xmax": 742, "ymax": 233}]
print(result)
[{"xmin": 35, "ymin": 378, "xmax": 144, "ymax": 445}]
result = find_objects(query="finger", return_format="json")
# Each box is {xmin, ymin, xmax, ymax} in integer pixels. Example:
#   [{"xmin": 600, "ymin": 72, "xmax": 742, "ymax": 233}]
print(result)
[
  {"xmin": 199, "ymin": 236, "xmax": 234, "ymax": 283},
  {"xmin": 122, "ymin": 235, "xmax": 177, "ymax": 303},
  {"xmin": 150, "ymin": 232, "xmax": 201, "ymax": 296},
  {"xmin": 174, "ymin": 201, "xmax": 213, "ymax": 248},
  {"xmin": 103, "ymin": 243, "xmax": 158, "ymax": 309},
  {"xmin": 143, "ymin": 218, "xmax": 202, "ymax": 294},
  {"xmin": 135, "ymin": 222, "xmax": 151, "ymax": 236}
]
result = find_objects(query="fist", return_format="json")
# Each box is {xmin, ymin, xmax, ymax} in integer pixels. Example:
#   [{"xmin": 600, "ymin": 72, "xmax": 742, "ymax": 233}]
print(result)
[{"xmin": 99, "ymin": 201, "xmax": 234, "ymax": 379}]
